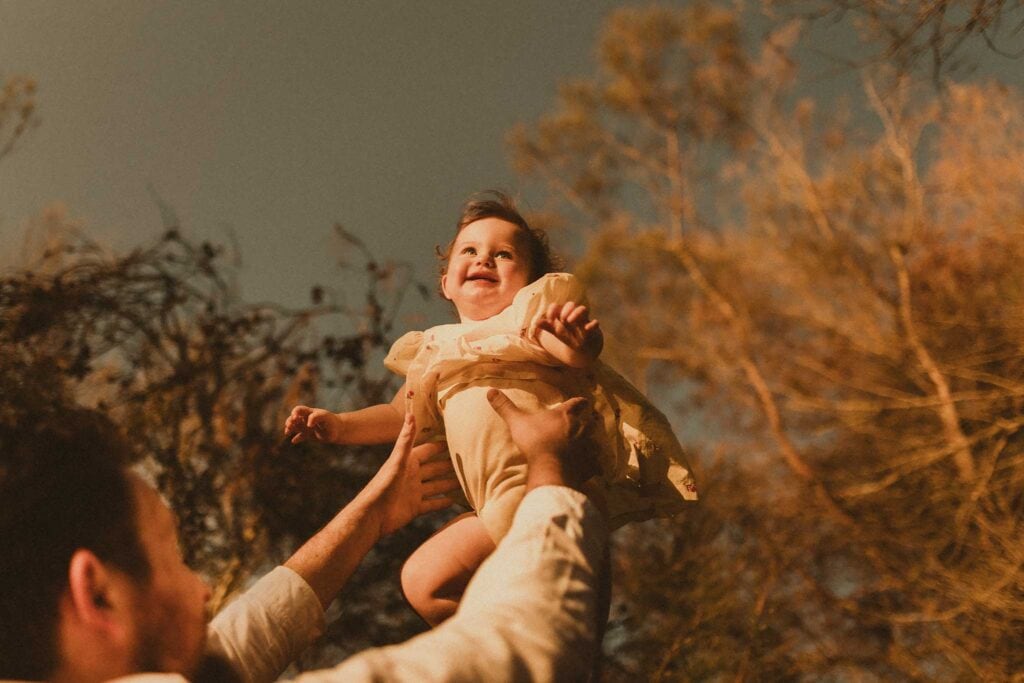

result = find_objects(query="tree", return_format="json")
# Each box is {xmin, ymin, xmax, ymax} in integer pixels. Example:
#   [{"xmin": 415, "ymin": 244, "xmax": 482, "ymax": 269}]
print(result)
[
  {"xmin": 0, "ymin": 74, "xmax": 38, "ymax": 162},
  {"xmin": 511, "ymin": 3, "xmax": 1024, "ymax": 680},
  {"xmin": 0, "ymin": 213, "xmax": 445, "ymax": 665},
  {"xmin": 770, "ymin": 0, "xmax": 1024, "ymax": 85}
]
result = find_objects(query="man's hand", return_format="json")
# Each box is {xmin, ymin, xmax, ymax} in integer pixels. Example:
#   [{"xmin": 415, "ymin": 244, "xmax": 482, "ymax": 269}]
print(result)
[
  {"xmin": 360, "ymin": 413, "xmax": 459, "ymax": 536},
  {"xmin": 284, "ymin": 406, "xmax": 344, "ymax": 444},
  {"xmin": 532, "ymin": 301, "xmax": 604, "ymax": 368},
  {"xmin": 486, "ymin": 389, "xmax": 596, "ymax": 490},
  {"xmin": 285, "ymin": 413, "xmax": 458, "ymax": 610}
]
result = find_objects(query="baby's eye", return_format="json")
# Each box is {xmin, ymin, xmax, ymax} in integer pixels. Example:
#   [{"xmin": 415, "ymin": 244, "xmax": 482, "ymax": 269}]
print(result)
[
  {"xmin": 495, "ymin": 250, "xmax": 513, "ymax": 259},
  {"xmin": 460, "ymin": 246, "xmax": 477, "ymax": 255}
]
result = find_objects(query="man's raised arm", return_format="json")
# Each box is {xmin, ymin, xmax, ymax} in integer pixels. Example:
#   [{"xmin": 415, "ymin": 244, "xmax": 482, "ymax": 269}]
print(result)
[
  {"xmin": 206, "ymin": 414, "xmax": 458, "ymax": 683},
  {"xmin": 296, "ymin": 390, "xmax": 609, "ymax": 682}
]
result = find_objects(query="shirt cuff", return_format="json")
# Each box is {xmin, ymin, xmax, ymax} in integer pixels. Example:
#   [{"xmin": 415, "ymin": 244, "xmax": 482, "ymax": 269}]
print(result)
[
  {"xmin": 207, "ymin": 566, "xmax": 325, "ymax": 683},
  {"xmin": 514, "ymin": 485, "xmax": 602, "ymax": 532}
]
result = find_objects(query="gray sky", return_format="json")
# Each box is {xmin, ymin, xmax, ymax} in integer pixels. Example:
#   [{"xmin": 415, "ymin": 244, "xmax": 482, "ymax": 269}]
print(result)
[
  {"xmin": 2, "ymin": 1, "xmax": 1022, "ymax": 325},
  {"xmin": 0, "ymin": 0, "xmax": 636, "ymax": 320}
]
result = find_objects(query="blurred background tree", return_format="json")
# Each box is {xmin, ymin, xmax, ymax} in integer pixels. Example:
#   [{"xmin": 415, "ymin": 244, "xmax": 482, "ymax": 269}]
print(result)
[
  {"xmin": 511, "ymin": 1, "xmax": 1024, "ymax": 680},
  {"xmin": 0, "ymin": 73, "xmax": 38, "ymax": 162},
  {"xmin": 771, "ymin": 0, "xmax": 1024, "ymax": 85},
  {"xmin": 4, "ymin": 0, "xmax": 1024, "ymax": 679},
  {"xmin": 0, "ymin": 209, "xmax": 445, "ymax": 667}
]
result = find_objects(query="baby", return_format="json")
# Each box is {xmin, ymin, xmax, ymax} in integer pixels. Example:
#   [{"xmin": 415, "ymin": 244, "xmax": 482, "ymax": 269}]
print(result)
[{"xmin": 285, "ymin": 191, "xmax": 696, "ymax": 625}]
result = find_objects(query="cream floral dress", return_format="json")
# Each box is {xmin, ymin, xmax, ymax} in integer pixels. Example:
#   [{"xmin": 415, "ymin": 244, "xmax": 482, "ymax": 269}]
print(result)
[{"xmin": 385, "ymin": 272, "xmax": 697, "ymax": 541}]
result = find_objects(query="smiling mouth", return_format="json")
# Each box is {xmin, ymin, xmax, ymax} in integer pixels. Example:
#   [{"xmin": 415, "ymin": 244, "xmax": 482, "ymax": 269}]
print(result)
[{"xmin": 466, "ymin": 274, "xmax": 498, "ymax": 283}]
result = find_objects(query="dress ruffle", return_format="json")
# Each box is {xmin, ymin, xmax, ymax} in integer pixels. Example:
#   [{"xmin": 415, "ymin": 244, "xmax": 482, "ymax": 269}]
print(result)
[{"xmin": 385, "ymin": 273, "xmax": 697, "ymax": 528}]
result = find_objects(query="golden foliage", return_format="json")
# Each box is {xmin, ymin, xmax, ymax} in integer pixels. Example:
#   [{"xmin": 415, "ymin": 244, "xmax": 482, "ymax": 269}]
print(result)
[{"xmin": 512, "ymin": 4, "xmax": 1024, "ymax": 680}]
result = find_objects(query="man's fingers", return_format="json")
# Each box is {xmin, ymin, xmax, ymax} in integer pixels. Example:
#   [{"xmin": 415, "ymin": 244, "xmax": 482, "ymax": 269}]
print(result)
[
  {"xmin": 398, "ymin": 412, "xmax": 416, "ymax": 438},
  {"xmin": 420, "ymin": 496, "xmax": 455, "ymax": 513},
  {"xmin": 422, "ymin": 477, "xmax": 459, "ymax": 497},
  {"xmin": 562, "ymin": 396, "xmax": 591, "ymax": 418},
  {"xmin": 562, "ymin": 397, "xmax": 594, "ymax": 431},
  {"xmin": 487, "ymin": 388, "xmax": 523, "ymax": 419},
  {"xmin": 419, "ymin": 459, "xmax": 453, "ymax": 478},
  {"xmin": 412, "ymin": 441, "xmax": 446, "ymax": 462},
  {"xmin": 390, "ymin": 413, "xmax": 416, "ymax": 456},
  {"xmin": 563, "ymin": 397, "xmax": 595, "ymax": 441},
  {"xmin": 420, "ymin": 458, "xmax": 454, "ymax": 480}
]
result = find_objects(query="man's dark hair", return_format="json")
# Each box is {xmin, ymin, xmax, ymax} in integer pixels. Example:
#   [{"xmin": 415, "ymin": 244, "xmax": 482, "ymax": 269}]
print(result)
[
  {"xmin": 0, "ymin": 405, "xmax": 150, "ymax": 679},
  {"xmin": 437, "ymin": 190, "xmax": 562, "ymax": 288}
]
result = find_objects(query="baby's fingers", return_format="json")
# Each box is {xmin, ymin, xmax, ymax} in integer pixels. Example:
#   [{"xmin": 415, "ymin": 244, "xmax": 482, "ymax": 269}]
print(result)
[
  {"xmin": 531, "ymin": 315, "xmax": 561, "ymax": 340},
  {"xmin": 559, "ymin": 301, "xmax": 579, "ymax": 322},
  {"xmin": 563, "ymin": 303, "xmax": 589, "ymax": 326},
  {"xmin": 284, "ymin": 406, "xmax": 311, "ymax": 432},
  {"xmin": 547, "ymin": 317, "xmax": 571, "ymax": 340}
]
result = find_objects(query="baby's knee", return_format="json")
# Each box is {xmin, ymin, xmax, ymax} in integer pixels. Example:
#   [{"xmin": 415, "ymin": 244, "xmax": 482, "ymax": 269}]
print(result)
[
  {"xmin": 399, "ymin": 551, "xmax": 432, "ymax": 603},
  {"xmin": 400, "ymin": 553, "xmax": 452, "ymax": 626}
]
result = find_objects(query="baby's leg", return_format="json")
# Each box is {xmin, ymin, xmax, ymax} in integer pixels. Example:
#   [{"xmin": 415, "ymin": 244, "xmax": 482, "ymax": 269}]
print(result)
[{"xmin": 400, "ymin": 511, "xmax": 496, "ymax": 627}]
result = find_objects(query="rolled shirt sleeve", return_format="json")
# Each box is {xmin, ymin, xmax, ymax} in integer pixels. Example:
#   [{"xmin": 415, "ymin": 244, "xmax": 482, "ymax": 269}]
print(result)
[
  {"xmin": 99, "ymin": 487, "xmax": 603, "ymax": 683},
  {"xmin": 206, "ymin": 566, "xmax": 326, "ymax": 683},
  {"xmin": 293, "ymin": 486, "xmax": 607, "ymax": 682}
]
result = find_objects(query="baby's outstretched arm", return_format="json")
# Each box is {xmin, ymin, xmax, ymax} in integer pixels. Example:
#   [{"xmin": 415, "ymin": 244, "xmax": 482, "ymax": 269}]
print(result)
[
  {"xmin": 284, "ymin": 384, "xmax": 407, "ymax": 445},
  {"xmin": 533, "ymin": 301, "xmax": 604, "ymax": 369}
]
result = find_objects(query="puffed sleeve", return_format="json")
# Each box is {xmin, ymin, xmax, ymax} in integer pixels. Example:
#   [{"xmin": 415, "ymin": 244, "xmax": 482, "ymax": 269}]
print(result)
[
  {"xmin": 383, "ymin": 331, "xmax": 423, "ymax": 376},
  {"xmin": 515, "ymin": 272, "xmax": 589, "ymax": 339}
]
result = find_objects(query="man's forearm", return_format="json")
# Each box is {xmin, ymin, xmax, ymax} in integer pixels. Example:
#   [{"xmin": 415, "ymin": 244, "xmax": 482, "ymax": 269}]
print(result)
[
  {"xmin": 292, "ymin": 486, "xmax": 608, "ymax": 682},
  {"xmin": 284, "ymin": 492, "xmax": 382, "ymax": 610},
  {"xmin": 287, "ymin": 413, "xmax": 450, "ymax": 610}
]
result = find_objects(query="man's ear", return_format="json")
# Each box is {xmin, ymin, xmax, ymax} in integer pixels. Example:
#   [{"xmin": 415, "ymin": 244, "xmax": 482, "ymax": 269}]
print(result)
[{"xmin": 66, "ymin": 549, "xmax": 133, "ymax": 643}]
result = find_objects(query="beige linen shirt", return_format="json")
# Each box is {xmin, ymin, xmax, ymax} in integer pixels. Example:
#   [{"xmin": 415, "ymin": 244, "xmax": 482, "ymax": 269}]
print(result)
[{"xmin": 5, "ymin": 486, "xmax": 604, "ymax": 683}]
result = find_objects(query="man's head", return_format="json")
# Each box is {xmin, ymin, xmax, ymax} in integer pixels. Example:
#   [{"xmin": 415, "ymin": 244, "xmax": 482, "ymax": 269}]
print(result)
[{"xmin": 0, "ymin": 407, "xmax": 210, "ymax": 680}]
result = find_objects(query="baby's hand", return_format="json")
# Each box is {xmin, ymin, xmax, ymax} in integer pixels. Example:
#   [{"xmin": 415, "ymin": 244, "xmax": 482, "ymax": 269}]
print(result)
[
  {"xmin": 285, "ymin": 405, "xmax": 345, "ymax": 444},
  {"xmin": 533, "ymin": 301, "xmax": 603, "ymax": 367}
]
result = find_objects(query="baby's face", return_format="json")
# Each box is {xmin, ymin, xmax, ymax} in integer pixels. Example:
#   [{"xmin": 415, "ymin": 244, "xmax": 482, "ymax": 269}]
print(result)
[{"xmin": 442, "ymin": 217, "xmax": 531, "ymax": 322}]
